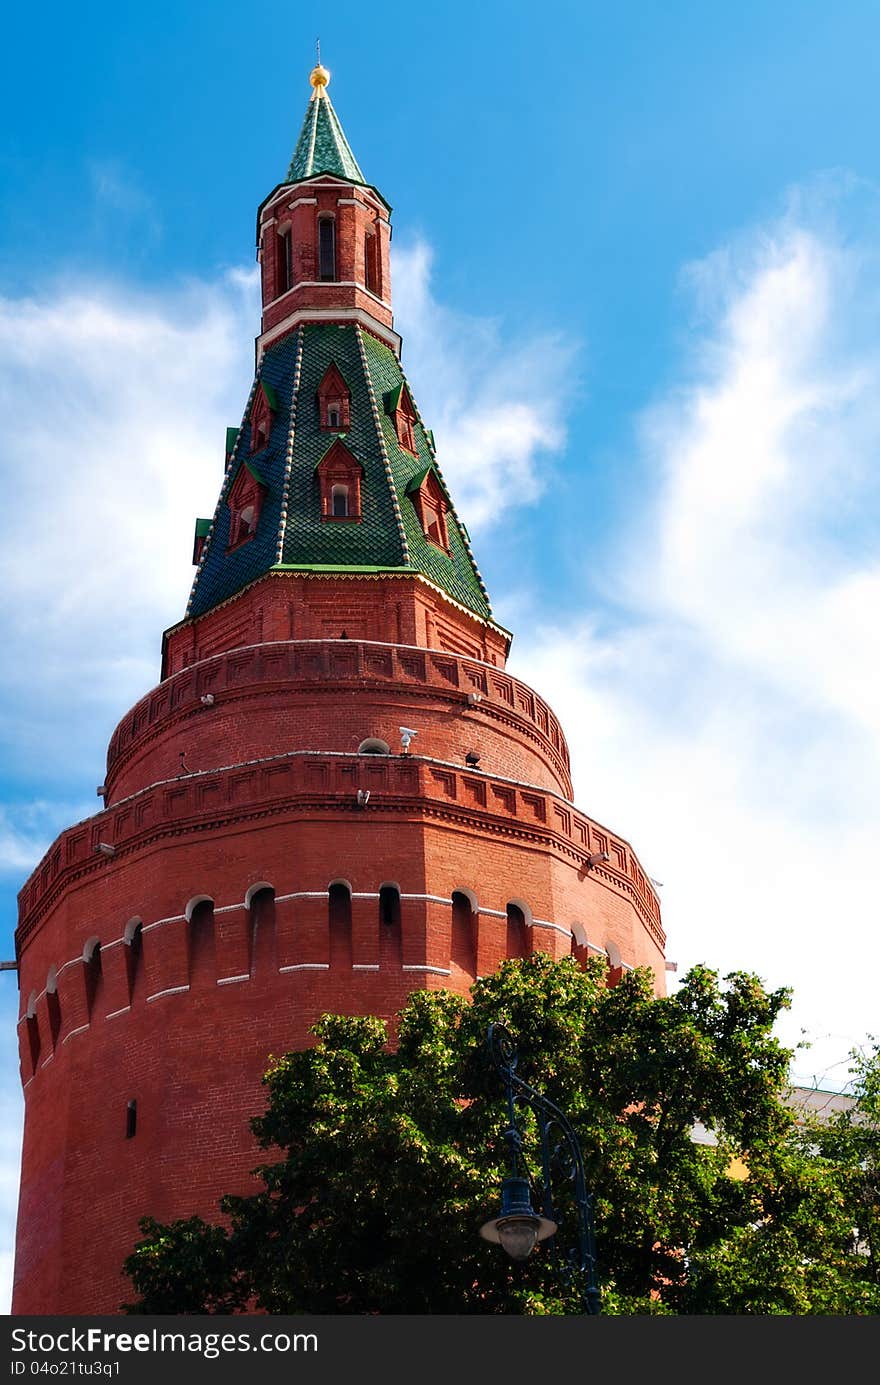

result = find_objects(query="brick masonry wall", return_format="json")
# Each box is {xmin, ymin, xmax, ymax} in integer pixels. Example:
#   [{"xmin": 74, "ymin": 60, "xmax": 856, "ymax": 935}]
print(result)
[
  {"xmin": 106, "ymin": 638, "xmax": 572, "ymax": 805},
  {"xmin": 259, "ymin": 179, "xmax": 394, "ymax": 339},
  {"xmin": 13, "ymin": 798, "xmax": 663, "ymax": 1314},
  {"xmin": 14, "ymin": 605, "xmax": 664, "ymax": 1314},
  {"xmin": 163, "ymin": 574, "xmax": 510, "ymax": 676}
]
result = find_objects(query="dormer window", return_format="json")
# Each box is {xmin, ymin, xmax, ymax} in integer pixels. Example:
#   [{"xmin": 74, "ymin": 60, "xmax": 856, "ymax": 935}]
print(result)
[
  {"xmin": 317, "ymin": 362, "xmax": 351, "ymax": 431},
  {"xmin": 407, "ymin": 466, "xmax": 450, "ymax": 551},
  {"xmin": 318, "ymin": 215, "xmax": 336, "ymax": 281},
  {"xmin": 316, "ymin": 439, "xmax": 363, "ymax": 522},
  {"xmin": 384, "ymin": 383, "xmax": 418, "ymax": 455},
  {"xmin": 399, "ymin": 409, "xmax": 416, "ymax": 453},
  {"xmin": 226, "ymin": 461, "xmax": 267, "ymax": 551},
  {"xmin": 249, "ymin": 380, "xmax": 278, "ymax": 454}
]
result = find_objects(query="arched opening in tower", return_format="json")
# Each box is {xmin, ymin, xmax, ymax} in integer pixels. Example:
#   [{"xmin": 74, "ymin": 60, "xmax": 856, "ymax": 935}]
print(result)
[
  {"xmin": 187, "ymin": 899, "xmax": 216, "ymax": 990},
  {"xmin": 451, "ymin": 891, "xmax": 477, "ymax": 981},
  {"xmin": 249, "ymin": 887, "xmax": 277, "ymax": 978},
  {"xmin": 83, "ymin": 939, "xmax": 104, "ymax": 1019},
  {"xmin": 505, "ymin": 902, "xmax": 531, "ymax": 960},
  {"xmin": 378, "ymin": 884, "xmax": 402, "ymax": 969},
  {"xmin": 328, "ymin": 882, "xmax": 353, "ymax": 969},
  {"xmin": 124, "ymin": 920, "xmax": 144, "ymax": 1005}
]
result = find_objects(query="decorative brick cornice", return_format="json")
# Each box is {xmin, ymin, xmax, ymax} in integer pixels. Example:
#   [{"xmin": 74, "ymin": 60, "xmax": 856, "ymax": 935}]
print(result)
[
  {"xmin": 107, "ymin": 639, "xmax": 568, "ymax": 795},
  {"xmin": 17, "ymin": 749, "xmax": 663, "ymax": 952}
]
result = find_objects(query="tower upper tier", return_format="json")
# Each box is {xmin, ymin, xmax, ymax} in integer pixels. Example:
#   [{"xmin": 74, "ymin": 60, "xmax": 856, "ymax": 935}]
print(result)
[
  {"xmin": 178, "ymin": 68, "xmax": 509, "ymax": 665},
  {"xmin": 257, "ymin": 66, "xmax": 395, "ymax": 357}
]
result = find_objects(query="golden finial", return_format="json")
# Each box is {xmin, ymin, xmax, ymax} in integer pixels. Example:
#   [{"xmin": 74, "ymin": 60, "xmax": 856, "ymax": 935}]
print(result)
[{"xmin": 310, "ymin": 40, "xmax": 329, "ymax": 98}]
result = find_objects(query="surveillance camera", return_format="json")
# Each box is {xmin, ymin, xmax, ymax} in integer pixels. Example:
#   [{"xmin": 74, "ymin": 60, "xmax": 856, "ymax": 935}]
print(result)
[
  {"xmin": 200, "ymin": 693, "xmax": 215, "ymax": 706},
  {"xmin": 466, "ymin": 691, "xmax": 482, "ymax": 705},
  {"xmin": 398, "ymin": 727, "xmax": 417, "ymax": 738},
  {"xmin": 356, "ymin": 789, "xmax": 370, "ymax": 807},
  {"xmin": 96, "ymin": 785, "xmax": 107, "ymax": 797},
  {"xmin": 95, "ymin": 842, "xmax": 116, "ymax": 858}
]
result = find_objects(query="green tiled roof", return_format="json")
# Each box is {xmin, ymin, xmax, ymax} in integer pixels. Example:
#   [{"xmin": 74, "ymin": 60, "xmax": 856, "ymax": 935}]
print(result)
[
  {"xmin": 186, "ymin": 324, "xmax": 494, "ymax": 625},
  {"xmin": 286, "ymin": 89, "xmax": 365, "ymax": 184}
]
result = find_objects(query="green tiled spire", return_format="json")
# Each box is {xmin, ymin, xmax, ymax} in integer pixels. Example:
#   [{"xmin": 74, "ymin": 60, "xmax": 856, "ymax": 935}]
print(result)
[
  {"xmin": 186, "ymin": 324, "xmax": 496, "ymax": 626},
  {"xmin": 286, "ymin": 66, "xmax": 365, "ymax": 185}
]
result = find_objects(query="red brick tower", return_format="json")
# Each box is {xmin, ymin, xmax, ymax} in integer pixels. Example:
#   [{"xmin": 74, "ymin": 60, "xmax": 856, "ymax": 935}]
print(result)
[{"xmin": 11, "ymin": 66, "xmax": 666, "ymax": 1314}]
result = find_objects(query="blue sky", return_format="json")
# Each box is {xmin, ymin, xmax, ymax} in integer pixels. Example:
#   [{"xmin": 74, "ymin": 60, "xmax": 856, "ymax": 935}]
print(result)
[{"xmin": 2, "ymin": 0, "xmax": 880, "ymax": 1312}]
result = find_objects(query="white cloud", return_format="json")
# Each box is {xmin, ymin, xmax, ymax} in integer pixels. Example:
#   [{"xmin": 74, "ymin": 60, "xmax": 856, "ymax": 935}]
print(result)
[
  {"xmin": 510, "ymin": 198, "xmax": 880, "ymax": 1089},
  {"xmin": 0, "ymin": 270, "xmax": 260, "ymax": 779},
  {"xmin": 0, "ymin": 802, "xmax": 95, "ymax": 875},
  {"xmin": 392, "ymin": 239, "xmax": 578, "ymax": 529}
]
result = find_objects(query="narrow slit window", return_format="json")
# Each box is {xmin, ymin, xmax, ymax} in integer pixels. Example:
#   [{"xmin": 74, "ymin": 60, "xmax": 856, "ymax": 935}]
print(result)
[
  {"xmin": 379, "ymin": 885, "xmax": 402, "ymax": 969},
  {"xmin": 364, "ymin": 231, "xmax": 378, "ymax": 294},
  {"xmin": 451, "ymin": 891, "xmax": 477, "ymax": 980},
  {"xmin": 126, "ymin": 1099, "xmax": 137, "ymax": 1139},
  {"xmin": 318, "ymin": 217, "xmax": 336, "ymax": 281},
  {"xmin": 379, "ymin": 885, "xmax": 401, "ymax": 928},
  {"xmin": 331, "ymin": 484, "xmax": 349, "ymax": 518},
  {"xmin": 329, "ymin": 883, "xmax": 352, "ymax": 968},
  {"xmin": 125, "ymin": 922, "xmax": 144, "ymax": 1003},
  {"xmin": 277, "ymin": 229, "xmax": 292, "ymax": 295}
]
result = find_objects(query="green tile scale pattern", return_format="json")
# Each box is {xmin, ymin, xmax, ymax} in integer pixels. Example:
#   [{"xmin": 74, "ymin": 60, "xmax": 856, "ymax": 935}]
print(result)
[
  {"xmin": 187, "ymin": 324, "xmax": 493, "ymax": 621},
  {"xmin": 285, "ymin": 78, "xmax": 365, "ymax": 184}
]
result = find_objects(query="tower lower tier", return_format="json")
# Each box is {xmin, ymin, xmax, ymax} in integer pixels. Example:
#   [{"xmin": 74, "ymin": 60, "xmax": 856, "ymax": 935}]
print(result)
[{"xmin": 12, "ymin": 647, "xmax": 664, "ymax": 1314}]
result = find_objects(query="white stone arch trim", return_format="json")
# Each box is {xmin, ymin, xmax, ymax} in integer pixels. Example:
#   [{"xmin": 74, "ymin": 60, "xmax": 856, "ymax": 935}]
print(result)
[
  {"xmin": 123, "ymin": 917, "xmax": 144, "ymax": 946},
  {"xmin": 506, "ymin": 897, "xmax": 533, "ymax": 926},
  {"xmin": 184, "ymin": 895, "xmax": 215, "ymax": 922},
  {"xmin": 82, "ymin": 936, "xmax": 101, "ymax": 963},
  {"xmin": 358, "ymin": 737, "xmax": 391, "ymax": 755},
  {"xmin": 46, "ymin": 965, "xmax": 58, "ymax": 995},
  {"xmin": 26, "ymin": 991, "xmax": 38, "ymax": 1019},
  {"xmin": 605, "ymin": 940, "xmax": 622, "ymax": 969},
  {"xmin": 245, "ymin": 881, "xmax": 276, "ymax": 909},
  {"xmin": 451, "ymin": 886, "xmax": 479, "ymax": 913}
]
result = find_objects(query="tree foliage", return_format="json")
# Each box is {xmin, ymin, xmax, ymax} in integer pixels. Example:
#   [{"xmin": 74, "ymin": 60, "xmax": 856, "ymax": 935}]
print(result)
[{"xmin": 122, "ymin": 956, "xmax": 880, "ymax": 1314}]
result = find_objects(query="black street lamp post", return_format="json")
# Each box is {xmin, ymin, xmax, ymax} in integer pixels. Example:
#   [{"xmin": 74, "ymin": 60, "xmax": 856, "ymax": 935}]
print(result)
[{"xmin": 479, "ymin": 1022, "xmax": 601, "ymax": 1315}]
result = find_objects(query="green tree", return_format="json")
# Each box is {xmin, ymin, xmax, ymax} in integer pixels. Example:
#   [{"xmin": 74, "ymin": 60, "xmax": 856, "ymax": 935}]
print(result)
[{"xmin": 122, "ymin": 955, "xmax": 879, "ymax": 1314}]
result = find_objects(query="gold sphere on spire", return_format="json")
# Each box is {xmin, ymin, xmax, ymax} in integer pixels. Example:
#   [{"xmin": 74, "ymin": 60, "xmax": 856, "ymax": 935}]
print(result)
[{"xmin": 309, "ymin": 63, "xmax": 330, "ymax": 95}]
